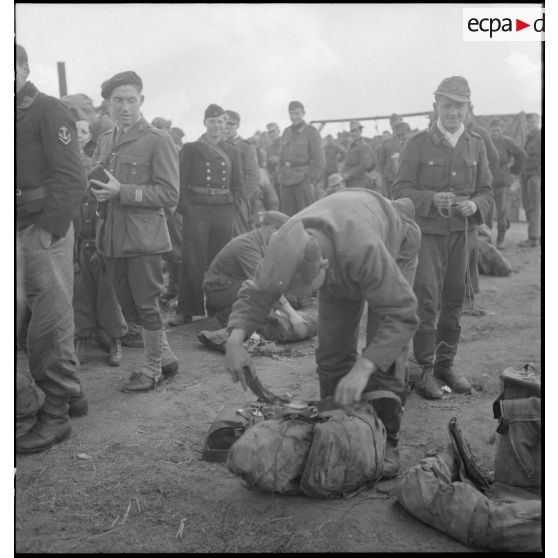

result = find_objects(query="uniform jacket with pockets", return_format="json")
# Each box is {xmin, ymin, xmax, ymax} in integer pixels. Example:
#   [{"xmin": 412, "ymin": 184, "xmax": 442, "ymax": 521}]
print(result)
[
  {"xmin": 392, "ymin": 124, "xmax": 493, "ymax": 235},
  {"xmin": 92, "ymin": 117, "xmax": 179, "ymax": 257}
]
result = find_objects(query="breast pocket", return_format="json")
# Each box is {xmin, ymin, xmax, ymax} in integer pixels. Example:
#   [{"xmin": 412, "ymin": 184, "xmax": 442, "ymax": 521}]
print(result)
[
  {"xmin": 419, "ymin": 158, "xmax": 446, "ymax": 190},
  {"xmin": 117, "ymin": 154, "xmax": 151, "ymax": 184},
  {"xmin": 463, "ymin": 158, "xmax": 478, "ymax": 192}
]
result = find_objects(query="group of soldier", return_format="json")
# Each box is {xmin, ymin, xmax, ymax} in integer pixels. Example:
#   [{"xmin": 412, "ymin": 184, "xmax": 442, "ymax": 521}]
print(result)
[{"xmin": 16, "ymin": 40, "xmax": 541, "ymax": 474}]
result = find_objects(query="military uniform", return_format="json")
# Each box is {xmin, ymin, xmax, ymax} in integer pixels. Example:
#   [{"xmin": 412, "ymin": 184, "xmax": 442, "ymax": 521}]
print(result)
[
  {"xmin": 16, "ymin": 80, "xmax": 86, "ymax": 450},
  {"xmin": 177, "ymin": 135, "xmax": 242, "ymax": 317},
  {"xmin": 227, "ymin": 189, "xmax": 421, "ymax": 460},
  {"xmin": 92, "ymin": 115, "xmax": 179, "ymax": 385},
  {"xmin": 392, "ymin": 123, "xmax": 493, "ymax": 388},
  {"xmin": 520, "ymin": 127, "xmax": 541, "ymax": 243},
  {"xmin": 491, "ymin": 135, "xmax": 527, "ymax": 239},
  {"xmin": 278, "ymin": 121, "xmax": 325, "ymax": 216},
  {"xmin": 227, "ymin": 135, "xmax": 260, "ymax": 236},
  {"xmin": 377, "ymin": 134, "xmax": 408, "ymax": 199},
  {"xmin": 264, "ymin": 137, "xmax": 281, "ymax": 197},
  {"xmin": 342, "ymin": 137, "xmax": 374, "ymax": 189},
  {"xmin": 73, "ymin": 188, "xmax": 127, "ymax": 342}
]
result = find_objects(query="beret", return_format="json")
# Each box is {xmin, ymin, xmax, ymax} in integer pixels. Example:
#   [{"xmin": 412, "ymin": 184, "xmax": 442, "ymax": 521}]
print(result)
[
  {"xmin": 393, "ymin": 121, "xmax": 411, "ymax": 134},
  {"xmin": 288, "ymin": 100, "xmax": 304, "ymax": 112},
  {"xmin": 224, "ymin": 110, "xmax": 240, "ymax": 123},
  {"xmin": 101, "ymin": 71, "xmax": 143, "ymax": 100},
  {"xmin": 204, "ymin": 104, "xmax": 225, "ymax": 119},
  {"xmin": 434, "ymin": 76, "xmax": 471, "ymax": 103}
]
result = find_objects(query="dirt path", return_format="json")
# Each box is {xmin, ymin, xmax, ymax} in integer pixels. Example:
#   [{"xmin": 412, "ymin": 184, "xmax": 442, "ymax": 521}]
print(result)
[{"xmin": 15, "ymin": 223, "xmax": 540, "ymax": 553}]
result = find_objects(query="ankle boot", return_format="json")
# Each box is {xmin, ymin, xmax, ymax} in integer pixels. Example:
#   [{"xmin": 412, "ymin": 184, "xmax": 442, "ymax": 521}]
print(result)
[
  {"xmin": 122, "ymin": 329, "xmax": 164, "ymax": 392},
  {"xmin": 161, "ymin": 330, "xmax": 179, "ymax": 378},
  {"xmin": 434, "ymin": 327, "xmax": 471, "ymax": 394},
  {"xmin": 108, "ymin": 338, "xmax": 122, "ymax": 367},
  {"xmin": 16, "ymin": 399, "xmax": 71, "ymax": 454},
  {"xmin": 74, "ymin": 337, "xmax": 89, "ymax": 364},
  {"xmin": 68, "ymin": 393, "xmax": 89, "ymax": 417},
  {"xmin": 415, "ymin": 367, "xmax": 443, "ymax": 399}
]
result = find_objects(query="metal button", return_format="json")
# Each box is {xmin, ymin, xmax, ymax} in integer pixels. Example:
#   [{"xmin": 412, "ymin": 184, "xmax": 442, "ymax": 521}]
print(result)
[
  {"xmin": 221, "ymin": 161, "xmax": 225, "ymax": 166},
  {"xmin": 451, "ymin": 171, "xmax": 456, "ymax": 176},
  {"xmin": 429, "ymin": 161, "xmax": 434, "ymax": 166}
]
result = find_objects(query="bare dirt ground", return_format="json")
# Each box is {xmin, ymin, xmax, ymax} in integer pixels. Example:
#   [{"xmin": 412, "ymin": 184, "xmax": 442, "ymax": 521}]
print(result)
[{"xmin": 15, "ymin": 222, "xmax": 541, "ymax": 553}]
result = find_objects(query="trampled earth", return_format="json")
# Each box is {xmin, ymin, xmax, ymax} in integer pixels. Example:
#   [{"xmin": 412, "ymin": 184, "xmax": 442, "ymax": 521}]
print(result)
[{"xmin": 15, "ymin": 223, "xmax": 541, "ymax": 553}]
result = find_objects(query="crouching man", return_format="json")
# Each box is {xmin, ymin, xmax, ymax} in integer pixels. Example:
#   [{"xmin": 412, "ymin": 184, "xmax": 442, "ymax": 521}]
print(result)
[{"xmin": 224, "ymin": 189, "xmax": 421, "ymax": 478}]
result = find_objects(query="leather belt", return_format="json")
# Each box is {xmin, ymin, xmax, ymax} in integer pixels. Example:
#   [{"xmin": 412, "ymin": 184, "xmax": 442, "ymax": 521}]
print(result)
[{"xmin": 16, "ymin": 185, "xmax": 49, "ymax": 205}]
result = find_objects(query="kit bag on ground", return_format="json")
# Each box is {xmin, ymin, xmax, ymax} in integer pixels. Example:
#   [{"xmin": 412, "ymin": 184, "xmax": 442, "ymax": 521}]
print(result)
[
  {"xmin": 227, "ymin": 401, "xmax": 387, "ymax": 497},
  {"xmin": 493, "ymin": 365, "xmax": 541, "ymax": 489},
  {"xmin": 300, "ymin": 407, "xmax": 386, "ymax": 498},
  {"xmin": 227, "ymin": 417, "xmax": 315, "ymax": 494}
]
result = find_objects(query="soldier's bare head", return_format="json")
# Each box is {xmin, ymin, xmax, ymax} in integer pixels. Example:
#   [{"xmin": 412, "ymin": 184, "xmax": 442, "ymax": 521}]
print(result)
[
  {"xmin": 266, "ymin": 122, "xmax": 280, "ymax": 139},
  {"xmin": 489, "ymin": 118, "xmax": 503, "ymax": 139},
  {"xmin": 15, "ymin": 44, "xmax": 30, "ymax": 92},
  {"xmin": 224, "ymin": 110, "xmax": 240, "ymax": 140},
  {"xmin": 288, "ymin": 101, "xmax": 305, "ymax": 126}
]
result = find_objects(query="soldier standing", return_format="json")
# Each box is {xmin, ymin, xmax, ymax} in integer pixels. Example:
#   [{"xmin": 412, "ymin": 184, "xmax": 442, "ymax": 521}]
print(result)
[
  {"xmin": 224, "ymin": 110, "xmax": 260, "ymax": 236},
  {"xmin": 393, "ymin": 76, "xmax": 493, "ymax": 400},
  {"xmin": 90, "ymin": 71, "xmax": 180, "ymax": 392},
  {"xmin": 341, "ymin": 120, "xmax": 375, "ymax": 189},
  {"xmin": 377, "ymin": 121, "xmax": 411, "ymax": 199},
  {"xmin": 16, "ymin": 44, "xmax": 87, "ymax": 453},
  {"xmin": 171, "ymin": 104, "xmax": 242, "ymax": 326},
  {"xmin": 518, "ymin": 113, "xmax": 541, "ymax": 248},
  {"xmin": 488, "ymin": 118, "xmax": 527, "ymax": 249},
  {"xmin": 278, "ymin": 101, "xmax": 325, "ymax": 216},
  {"xmin": 264, "ymin": 122, "xmax": 282, "ymax": 200}
]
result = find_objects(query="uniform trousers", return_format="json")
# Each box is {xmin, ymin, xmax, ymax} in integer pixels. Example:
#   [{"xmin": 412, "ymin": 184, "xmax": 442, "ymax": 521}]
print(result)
[
  {"xmin": 104, "ymin": 254, "xmax": 164, "ymax": 331},
  {"xmin": 316, "ymin": 218, "xmax": 420, "ymax": 403},
  {"xmin": 280, "ymin": 178, "xmax": 315, "ymax": 217},
  {"xmin": 494, "ymin": 186, "xmax": 511, "ymax": 233},
  {"xmin": 179, "ymin": 203, "xmax": 235, "ymax": 317},
  {"xmin": 413, "ymin": 231, "xmax": 468, "ymax": 366},
  {"xmin": 73, "ymin": 241, "xmax": 127, "ymax": 339},
  {"xmin": 521, "ymin": 173, "xmax": 541, "ymax": 240},
  {"xmin": 16, "ymin": 224, "xmax": 82, "ymax": 421}
]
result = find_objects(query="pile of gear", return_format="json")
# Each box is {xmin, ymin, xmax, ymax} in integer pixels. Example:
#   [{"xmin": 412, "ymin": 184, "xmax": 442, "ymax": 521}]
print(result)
[
  {"xmin": 203, "ymin": 368, "xmax": 388, "ymax": 498},
  {"xmin": 397, "ymin": 365, "xmax": 541, "ymax": 552}
]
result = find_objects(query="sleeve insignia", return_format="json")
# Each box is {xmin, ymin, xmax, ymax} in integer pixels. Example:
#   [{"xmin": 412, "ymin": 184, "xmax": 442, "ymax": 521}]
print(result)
[{"xmin": 58, "ymin": 126, "xmax": 72, "ymax": 145}]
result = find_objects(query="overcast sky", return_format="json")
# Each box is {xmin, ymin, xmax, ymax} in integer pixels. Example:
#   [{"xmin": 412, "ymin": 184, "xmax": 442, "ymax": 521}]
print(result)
[{"xmin": 15, "ymin": 3, "xmax": 542, "ymax": 139}]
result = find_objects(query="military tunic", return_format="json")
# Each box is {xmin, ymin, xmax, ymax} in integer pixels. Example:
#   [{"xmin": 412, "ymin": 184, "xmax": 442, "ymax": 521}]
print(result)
[
  {"xmin": 178, "ymin": 136, "xmax": 242, "ymax": 317},
  {"xmin": 228, "ymin": 189, "xmax": 420, "ymax": 404},
  {"xmin": 16, "ymin": 80, "xmax": 86, "ymax": 421},
  {"xmin": 520, "ymin": 128, "xmax": 541, "ymax": 241},
  {"xmin": 392, "ymin": 124, "xmax": 493, "ymax": 370},
  {"xmin": 227, "ymin": 135, "xmax": 260, "ymax": 236},
  {"xmin": 377, "ymin": 134, "xmax": 408, "ymax": 199},
  {"xmin": 92, "ymin": 117, "xmax": 179, "ymax": 331},
  {"xmin": 342, "ymin": 138, "xmax": 374, "ymax": 189},
  {"xmin": 278, "ymin": 121, "xmax": 325, "ymax": 216}
]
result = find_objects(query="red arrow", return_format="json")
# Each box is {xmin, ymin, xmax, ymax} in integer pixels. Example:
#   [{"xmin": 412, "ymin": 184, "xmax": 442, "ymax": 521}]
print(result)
[{"xmin": 516, "ymin": 19, "xmax": 530, "ymax": 31}]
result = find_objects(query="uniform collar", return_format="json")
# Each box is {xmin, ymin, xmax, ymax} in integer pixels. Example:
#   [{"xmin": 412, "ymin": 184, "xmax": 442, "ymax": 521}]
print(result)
[
  {"xmin": 428, "ymin": 122, "xmax": 468, "ymax": 146},
  {"xmin": 113, "ymin": 116, "xmax": 147, "ymax": 145},
  {"xmin": 16, "ymin": 81, "xmax": 39, "ymax": 110},
  {"xmin": 290, "ymin": 121, "xmax": 307, "ymax": 133}
]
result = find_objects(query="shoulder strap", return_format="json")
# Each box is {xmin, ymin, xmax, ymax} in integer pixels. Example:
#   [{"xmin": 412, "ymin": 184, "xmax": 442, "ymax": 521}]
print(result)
[{"xmin": 199, "ymin": 136, "xmax": 232, "ymax": 172}]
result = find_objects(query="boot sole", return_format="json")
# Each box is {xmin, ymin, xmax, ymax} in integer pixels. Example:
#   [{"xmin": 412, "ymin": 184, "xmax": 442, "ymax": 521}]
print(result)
[{"xmin": 16, "ymin": 428, "xmax": 71, "ymax": 454}]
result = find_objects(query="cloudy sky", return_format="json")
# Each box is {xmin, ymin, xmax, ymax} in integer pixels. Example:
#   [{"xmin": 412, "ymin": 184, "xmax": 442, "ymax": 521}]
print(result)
[{"xmin": 15, "ymin": 3, "xmax": 542, "ymax": 139}]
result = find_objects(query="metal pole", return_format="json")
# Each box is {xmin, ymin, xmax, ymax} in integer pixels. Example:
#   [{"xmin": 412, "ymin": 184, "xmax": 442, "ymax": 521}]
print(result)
[{"xmin": 57, "ymin": 62, "xmax": 67, "ymax": 97}]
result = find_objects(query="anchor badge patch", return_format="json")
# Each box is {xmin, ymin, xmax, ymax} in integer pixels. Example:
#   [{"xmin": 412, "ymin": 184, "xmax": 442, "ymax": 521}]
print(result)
[{"xmin": 58, "ymin": 126, "xmax": 72, "ymax": 145}]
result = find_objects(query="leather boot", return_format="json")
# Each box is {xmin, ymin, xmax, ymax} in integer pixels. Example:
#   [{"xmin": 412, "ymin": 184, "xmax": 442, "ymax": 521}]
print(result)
[
  {"xmin": 412, "ymin": 330, "xmax": 442, "ymax": 399},
  {"xmin": 415, "ymin": 367, "xmax": 443, "ymax": 399},
  {"xmin": 368, "ymin": 394, "xmax": 404, "ymax": 479},
  {"xmin": 121, "ymin": 322, "xmax": 144, "ymax": 348},
  {"xmin": 68, "ymin": 393, "xmax": 89, "ymax": 418},
  {"xmin": 122, "ymin": 329, "xmax": 163, "ymax": 392},
  {"xmin": 161, "ymin": 330, "xmax": 179, "ymax": 379},
  {"xmin": 74, "ymin": 337, "xmax": 89, "ymax": 364},
  {"xmin": 108, "ymin": 338, "xmax": 122, "ymax": 367},
  {"xmin": 16, "ymin": 416, "xmax": 37, "ymax": 439},
  {"xmin": 496, "ymin": 230, "xmax": 506, "ymax": 250},
  {"xmin": 434, "ymin": 327, "xmax": 472, "ymax": 394},
  {"xmin": 17, "ymin": 397, "xmax": 71, "ymax": 454}
]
